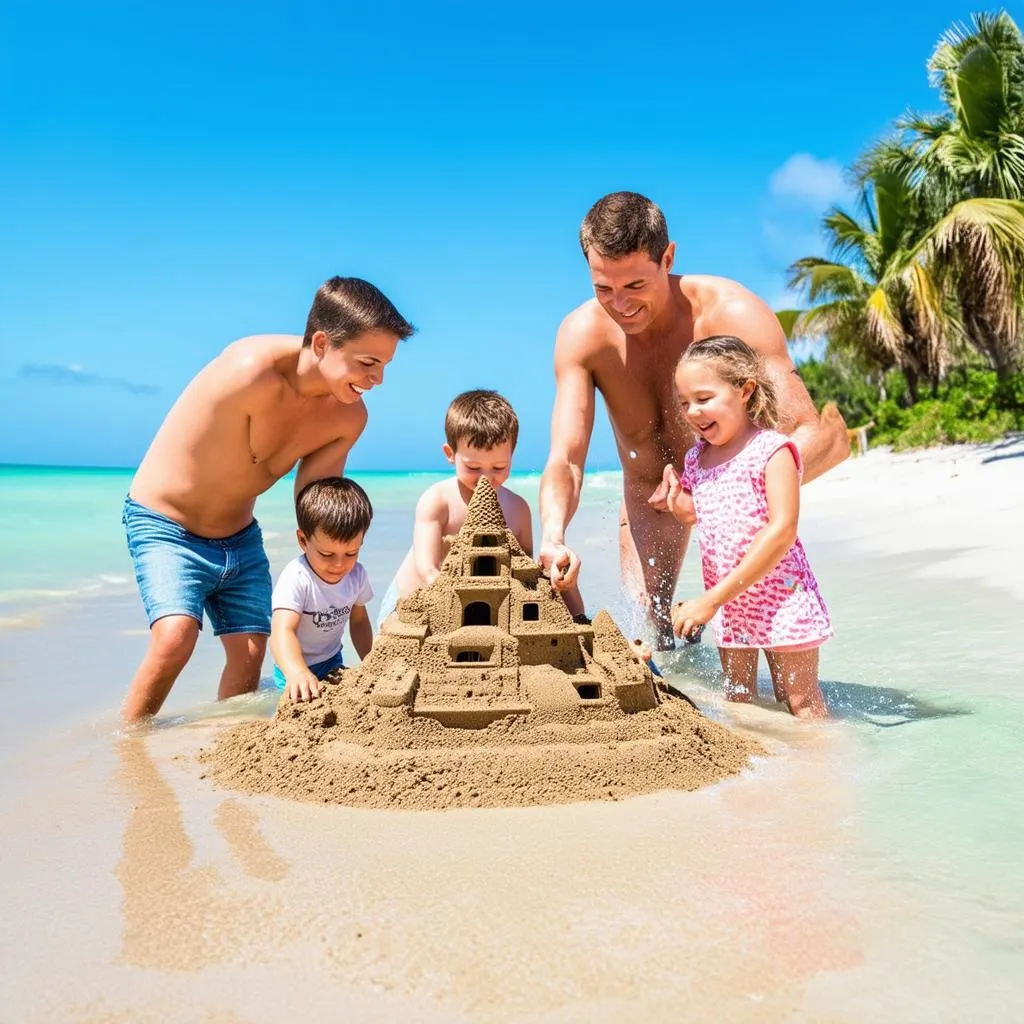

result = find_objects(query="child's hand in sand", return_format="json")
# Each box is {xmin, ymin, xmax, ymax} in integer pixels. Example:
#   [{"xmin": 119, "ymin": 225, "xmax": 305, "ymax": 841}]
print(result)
[
  {"xmin": 662, "ymin": 464, "xmax": 696, "ymax": 526},
  {"xmin": 672, "ymin": 596, "xmax": 715, "ymax": 642},
  {"xmin": 284, "ymin": 668, "xmax": 322, "ymax": 702},
  {"xmin": 630, "ymin": 638, "xmax": 653, "ymax": 664},
  {"xmin": 630, "ymin": 638, "xmax": 664, "ymax": 677}
]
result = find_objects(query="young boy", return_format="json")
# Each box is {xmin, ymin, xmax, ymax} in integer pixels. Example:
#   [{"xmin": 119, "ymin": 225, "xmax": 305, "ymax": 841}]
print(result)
[
  {"xmin": 377, "ymin": 389, "xmax": 585, "ymax": 627},
  {"xmin": 271, "ymin": 477, "xmax": 374, "ymax": 702}
]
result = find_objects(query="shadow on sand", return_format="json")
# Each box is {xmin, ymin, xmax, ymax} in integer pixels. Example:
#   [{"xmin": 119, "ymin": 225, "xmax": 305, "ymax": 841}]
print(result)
[
  {"xmin": 819, "ymin": 678, "xmax": 972, "ymax": 728},
  {"xmin": 653, "ymin": 644, "xmax": 972, "ymax": 729},
  {"xmin": 980, "ymin": 433, "xmax": 1024, "ymax": 465}
]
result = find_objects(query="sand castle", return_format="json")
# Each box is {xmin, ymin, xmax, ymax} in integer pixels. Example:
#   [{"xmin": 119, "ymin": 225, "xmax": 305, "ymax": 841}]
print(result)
[
  {"xmin": 203, "ymin": 480, "xmax": 762, "ymax": 809},
  {"xmin": 367, "ymin": 478, "xmax": 660, "ymax": 727}
]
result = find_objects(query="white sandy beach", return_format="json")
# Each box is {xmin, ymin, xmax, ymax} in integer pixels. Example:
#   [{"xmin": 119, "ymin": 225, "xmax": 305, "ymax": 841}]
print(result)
[
  {"xmin": 801, "ymin": 435, "xmax": 1024, "ymax": 601},
  {"xmin": 1, "ymin": 440, "xmax": 1023, "ymax": 1023}
]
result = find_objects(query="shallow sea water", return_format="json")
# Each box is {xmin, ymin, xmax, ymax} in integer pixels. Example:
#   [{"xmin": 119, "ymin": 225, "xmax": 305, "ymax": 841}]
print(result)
[{"xmin": 0, "ymin": 466, "xmax": 1021, "ymax": 1020}]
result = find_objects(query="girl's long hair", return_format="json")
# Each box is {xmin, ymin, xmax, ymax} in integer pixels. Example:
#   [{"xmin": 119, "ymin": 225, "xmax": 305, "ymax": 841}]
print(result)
[{"xmin": 678, "ymin": 335, "xmax": 779, "ymax": 430}]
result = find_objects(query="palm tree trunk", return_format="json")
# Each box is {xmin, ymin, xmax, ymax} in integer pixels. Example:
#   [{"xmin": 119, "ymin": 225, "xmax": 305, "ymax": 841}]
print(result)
[
  {"xmin": 904, "ymin": 365, "xmax": 921, "ymax": 404},
  {"xmin": 961, "ymin": 289, "xmax": 1021, "ymax": 378}
]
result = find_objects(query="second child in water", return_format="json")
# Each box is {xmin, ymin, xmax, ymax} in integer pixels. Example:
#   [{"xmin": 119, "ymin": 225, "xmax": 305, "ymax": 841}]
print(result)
[
  {"xmin": 271, "ymin": 477, "xmax": 375, "ymax": 702},
  {"xmin": 377, "ymin": 389, "xmax": 585, "ymax": 627},
  {"xmin": 663, "ymin": 336, "xmax": 832, "ymax": 718}
]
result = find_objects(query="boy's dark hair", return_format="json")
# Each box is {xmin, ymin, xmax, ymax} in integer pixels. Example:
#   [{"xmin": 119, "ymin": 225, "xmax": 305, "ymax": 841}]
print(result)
[
  {"xmin": 679, "ymin": 335, "xmax": 780, "ymax": 430},
  {"xmin": 444, "ymin": 390, "xmax": 519, "ymax": 451},
  {"xmin": 302, "ymin": 277, "xmax": 416, "ymax": 348},
  {"xmin": 579, "ymin": 191, "xmax": 670, "ymax": 265},
  {"xmin": 295, "ymin": 477, "xmax": 373, "ymax": 541}
]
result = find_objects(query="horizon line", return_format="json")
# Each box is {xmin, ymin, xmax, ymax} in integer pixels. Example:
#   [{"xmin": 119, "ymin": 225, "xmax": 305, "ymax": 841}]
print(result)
[{"xmin": 0, "ymin": 460, "xmax": 625, "ymax": 475}]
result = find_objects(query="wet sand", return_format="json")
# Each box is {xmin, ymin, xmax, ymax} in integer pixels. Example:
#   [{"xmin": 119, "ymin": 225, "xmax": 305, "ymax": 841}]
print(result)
[{"xmin": 3, "ymin": 715, "xmax": 864, "ymax": 1023}]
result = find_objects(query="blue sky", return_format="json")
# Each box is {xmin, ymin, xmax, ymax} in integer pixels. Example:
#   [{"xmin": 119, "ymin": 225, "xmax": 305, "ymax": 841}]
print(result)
[{"xmin": 0, "ymin": 0, "xmax": 978, "ymax": 471}]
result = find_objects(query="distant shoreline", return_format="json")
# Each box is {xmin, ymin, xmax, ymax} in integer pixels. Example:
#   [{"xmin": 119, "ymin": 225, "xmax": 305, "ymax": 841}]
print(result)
[
  {"xmin": 0, "ymin": 462, "xmax": 626, "ymax": 475},
  {"xmin": 5, "ymin": 439, "xmax": 1024, "ymax": 476}
]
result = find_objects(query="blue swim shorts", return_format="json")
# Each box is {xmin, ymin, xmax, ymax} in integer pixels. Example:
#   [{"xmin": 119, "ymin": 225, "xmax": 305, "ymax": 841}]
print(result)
[
  {"xmin": 272, "ymin": 649, "xmax": 346, "ymax": 688},
  {"xmin": 122, "ymin": 496, "xmax": 272, "ymax": 636}
]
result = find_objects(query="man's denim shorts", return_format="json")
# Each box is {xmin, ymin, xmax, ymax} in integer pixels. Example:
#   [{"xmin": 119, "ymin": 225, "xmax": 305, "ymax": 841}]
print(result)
[{"xmin": 122, "ymin": 497, "xmax": 272, "ymax": 636}]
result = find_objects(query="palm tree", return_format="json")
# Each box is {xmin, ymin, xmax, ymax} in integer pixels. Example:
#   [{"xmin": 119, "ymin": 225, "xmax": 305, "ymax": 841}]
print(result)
[
  {"xmin": 913, "ymin": 11, "xmax": 1024, "ymax": 203},
  {"xmin": 781, "ymin": 168, "xmax": 951, "ymax": 402},
  {"xmin": 864, "ymin": 12, "xmax": 1024, "ymax": 375}
]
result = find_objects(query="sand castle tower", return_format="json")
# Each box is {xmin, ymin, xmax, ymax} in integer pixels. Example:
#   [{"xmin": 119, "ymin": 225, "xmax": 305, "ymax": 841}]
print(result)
[{"xmin": 362, "ymin": 478, "xmax": 659, "ymax": 727}]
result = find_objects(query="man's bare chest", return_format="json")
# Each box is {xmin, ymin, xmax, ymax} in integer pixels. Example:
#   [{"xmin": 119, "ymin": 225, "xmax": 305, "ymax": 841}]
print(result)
[
  {"xmin": 247, "ymin": 401, "xmax": 347, "ymax": 478},
  {"xmin": 592, "ymin": 337, "xmax": 690, "ymax": 446}
]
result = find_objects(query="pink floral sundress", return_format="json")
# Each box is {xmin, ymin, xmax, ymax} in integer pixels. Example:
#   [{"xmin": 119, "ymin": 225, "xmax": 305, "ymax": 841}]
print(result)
[{"xmin": 681, "ymin": 429, "xmax": 833, "ymax": 650}]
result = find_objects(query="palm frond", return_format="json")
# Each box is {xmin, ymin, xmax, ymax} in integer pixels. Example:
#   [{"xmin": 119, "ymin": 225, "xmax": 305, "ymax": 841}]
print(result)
[
  {"xmin": 786, "ymin": 258, "xmax": 869, "ymax": 303},
  {"xmin": 821, "ymin": 208, "xmax": 876, "ymax": 270},
  {"xmin": 921, "ymin": 197, "xmax": 1024, "ymax": 338},
  {"xmin": 865, "ymin": 287, "xmax": 910, "ymax": 362},
  {"xmin": 928, "ymin": 11, "xmax": 1022, "ymax": 143},
  {"xmin": 775, "ymin": 309, "xmax": 805, "ymax": 341}
]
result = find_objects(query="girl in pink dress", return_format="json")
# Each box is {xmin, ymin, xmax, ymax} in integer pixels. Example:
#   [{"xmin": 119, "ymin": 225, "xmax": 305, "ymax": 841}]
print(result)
[{"xmin": 663, "ymin": 335, "xmax": 832, "ymax": 718}]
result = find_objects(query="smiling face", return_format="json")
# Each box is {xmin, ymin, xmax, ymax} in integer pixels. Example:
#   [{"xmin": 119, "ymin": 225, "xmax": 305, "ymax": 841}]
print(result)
[
  {"xmin": 298, "ymin": 528, "xmax": 364, "ymax": 584},
  {"xmin": 674, "ymin": 358, "xmax": 757, "ymax": 449},
  {"xmin": 444, "ymin": 439, "xmax": 514, "ymax": 496},
  {"xmin": 311, "ymin": 328, "xmax": 399, "ymax": 403},
  {"xmin": 586, "ymin": 244, "xmax": 675, "ymax": 335}
]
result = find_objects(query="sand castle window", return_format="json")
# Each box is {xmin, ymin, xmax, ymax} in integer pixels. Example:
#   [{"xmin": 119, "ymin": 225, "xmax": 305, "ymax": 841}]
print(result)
[
  {"xmin": 576, "ymin": 683, "xmax": 601, "ymax": 700},
  {"xmin": 472, "ymin": 555, "xmax": 498, "ymax": 577},
  {"xmin": 451, "ymin": 642, "xmax": 494, "ymax": 664},
  {"xmin": 522, "ymin": 603, "xmax": 539, "ymax": 621},
  {"xmin": 474, "ymin": 534, "xmax": 499, "ymax": 547},
  {"xmin": 463, "ymin": 602, "xmax": 492, "ymax": 626}
]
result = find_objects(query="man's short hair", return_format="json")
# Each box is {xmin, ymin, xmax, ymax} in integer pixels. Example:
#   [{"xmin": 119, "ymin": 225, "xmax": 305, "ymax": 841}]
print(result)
[
  {"xmin": 579, "ymin": 192, "xmax": 669, "ymax": 264},
  {"xmin": 303, "ymin": 277, "xmax": 416, "ymax": 347},
  {"xmin": 295, "ymin": 477, "xmax": 373, "ymax": 542},
  {"xmin": 444, "ymin": 390, "xmax": 519, "ymax": 451}
]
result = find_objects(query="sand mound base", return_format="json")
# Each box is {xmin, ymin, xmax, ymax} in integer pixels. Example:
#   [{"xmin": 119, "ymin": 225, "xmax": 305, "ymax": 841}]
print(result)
[{"xmin": 201, "ymin": 670, "xmax": 763, "ymax": 810}]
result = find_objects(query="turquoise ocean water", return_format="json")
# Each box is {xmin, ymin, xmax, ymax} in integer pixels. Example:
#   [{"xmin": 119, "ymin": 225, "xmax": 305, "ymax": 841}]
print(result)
[
  {"xmin": 0, "ymin": 464, "xmax": 460, "ymax": 622},
  {"xmin": 1, "ymin": 462, "xmax": 1022, "ymax": 1017}
]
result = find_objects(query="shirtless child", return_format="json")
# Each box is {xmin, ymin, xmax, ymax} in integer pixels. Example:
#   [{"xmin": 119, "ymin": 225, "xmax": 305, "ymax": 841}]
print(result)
[
  {"xmin": 122, "ymin": 276, "xmax": 414, "ymax": 721},
  {"xmin": 377, "ymin": 390, "xmax": 584, "ymax": 626}
]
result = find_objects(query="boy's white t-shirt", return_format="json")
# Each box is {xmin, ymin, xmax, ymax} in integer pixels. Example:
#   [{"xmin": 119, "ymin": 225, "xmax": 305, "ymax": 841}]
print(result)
[{"xmin": 272, "ymin": 555, "xmax": 373, "ymax": 665}]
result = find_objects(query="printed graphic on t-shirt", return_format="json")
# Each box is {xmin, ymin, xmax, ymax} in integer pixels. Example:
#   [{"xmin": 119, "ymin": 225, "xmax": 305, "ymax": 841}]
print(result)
[
  {"xmin": 271, "ymin": 556, "xmax": 374, "ymax": 665},
  {"xmin": 309, "ymin": 605, "xmax": 354, "ymax": 631}
]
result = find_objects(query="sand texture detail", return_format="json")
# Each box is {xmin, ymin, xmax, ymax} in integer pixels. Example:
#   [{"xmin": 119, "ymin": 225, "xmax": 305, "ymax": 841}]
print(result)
[{"xmin": 203, "ymin": 479, "xmax": 762, "ymax": 808}]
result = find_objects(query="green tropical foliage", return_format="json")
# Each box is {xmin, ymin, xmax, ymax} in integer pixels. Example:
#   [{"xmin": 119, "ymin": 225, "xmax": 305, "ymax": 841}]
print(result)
[
  {"xmin": 781, "ymin": 10, "xmax": 1024, "ymax": 446},
  {"xmin": 798, "ymin": 352, "xmax": 1024, "ymax": 450}
]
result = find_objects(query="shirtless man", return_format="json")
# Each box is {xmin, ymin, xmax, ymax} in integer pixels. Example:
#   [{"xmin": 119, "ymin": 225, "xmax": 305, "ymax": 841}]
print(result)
[
  {"xmin": 122, "ymin": 276, "xmax": 414, "ymax": 720},
  {"xmin": 538, "ymin": 192, "xmax": 848, "ymax": 646}
]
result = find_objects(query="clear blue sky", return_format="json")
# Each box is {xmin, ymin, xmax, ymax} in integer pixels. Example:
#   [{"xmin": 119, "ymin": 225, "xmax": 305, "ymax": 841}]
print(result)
[{"xmin": 0, "ymin": 0, "xmax": 978, "ymax": 471}]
